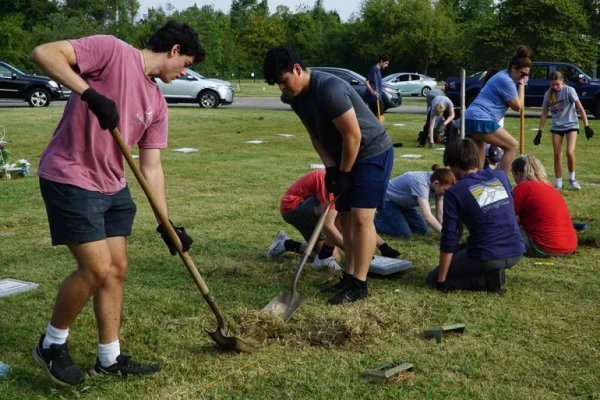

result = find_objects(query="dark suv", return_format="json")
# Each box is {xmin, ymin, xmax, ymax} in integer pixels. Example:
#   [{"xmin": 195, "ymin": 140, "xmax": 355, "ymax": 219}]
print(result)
[
  {"xmin": 281, "ymin": 67, "xmax": 402, "ymax": 111},
  {"xmin": 0, "ymin": 61, "xmax": 67, "ymax": 107}
]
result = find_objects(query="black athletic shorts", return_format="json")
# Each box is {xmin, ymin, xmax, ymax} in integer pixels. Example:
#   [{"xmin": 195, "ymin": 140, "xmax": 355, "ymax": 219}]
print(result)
[
  {"xmin": 551, "ymin": 129, "xmax": 579, "ymax": 137},
  {"xmin": 39, "ymin": 177, "xmax": 137, "ymax": 246}
]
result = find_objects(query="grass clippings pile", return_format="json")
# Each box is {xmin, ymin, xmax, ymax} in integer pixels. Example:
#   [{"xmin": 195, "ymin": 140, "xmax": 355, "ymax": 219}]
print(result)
[{"xmin": 234, "ymin": 305, "xmax": 388, "ymax": 349}]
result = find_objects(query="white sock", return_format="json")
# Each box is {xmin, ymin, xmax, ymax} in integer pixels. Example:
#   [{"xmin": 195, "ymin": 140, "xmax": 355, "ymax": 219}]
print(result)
[
  {"xmin": 43, "ymin": 323, "xmax": 69, "ymax": 349},
  {"xmin": 568, "ymin": 172, "xmax": 575, "ymax": 181},
  {"xmin": 555, "ymin": 178, "xmax": 563, "ymax": 188},
  {"xmin": 98, "ymin": 340, "xmax": 121, "ymax": 367}
]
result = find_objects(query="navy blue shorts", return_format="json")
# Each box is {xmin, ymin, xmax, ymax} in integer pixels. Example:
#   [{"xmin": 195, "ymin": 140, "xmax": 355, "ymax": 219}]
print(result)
[
  {"xmin": 39, "ymin": 178, "xmax": 137, "ymax": 246},
  {"xmin": 337, "ymin": 146, "xmax": 394, "ymax": 212}
]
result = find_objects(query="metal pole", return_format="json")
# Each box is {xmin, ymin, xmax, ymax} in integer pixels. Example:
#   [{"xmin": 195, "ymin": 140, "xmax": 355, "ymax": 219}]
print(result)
[{"xmin": 460, "ymin": 69, "xmax": 466, "ymax": 139}]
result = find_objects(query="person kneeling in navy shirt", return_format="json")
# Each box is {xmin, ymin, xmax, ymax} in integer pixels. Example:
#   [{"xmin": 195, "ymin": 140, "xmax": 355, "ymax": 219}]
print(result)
[{"xmin": 426, "ymin": 138, "xmax": 525, "ymax": 294}]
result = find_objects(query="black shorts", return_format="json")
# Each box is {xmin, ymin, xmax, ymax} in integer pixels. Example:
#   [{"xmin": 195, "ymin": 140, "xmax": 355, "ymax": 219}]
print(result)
[
  {"xmin": 551, "ymin": 129, "xmax": 579, "ymax": 137},
  {"xmin": 39, "ymin": 177, "xmax": 137, "ymax": 246}
]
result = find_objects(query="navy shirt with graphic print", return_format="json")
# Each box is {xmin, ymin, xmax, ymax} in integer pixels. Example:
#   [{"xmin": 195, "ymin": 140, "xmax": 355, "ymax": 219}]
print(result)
[{"xmin": 441, "ymin": 169, "xmax": 525, "ymax": 261}]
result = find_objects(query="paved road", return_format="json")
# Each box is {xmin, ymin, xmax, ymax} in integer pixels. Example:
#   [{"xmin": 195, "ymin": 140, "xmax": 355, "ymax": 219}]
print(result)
[{"xmin": 0, "ymin": 97, "xmax": 576, "ymax": 118}]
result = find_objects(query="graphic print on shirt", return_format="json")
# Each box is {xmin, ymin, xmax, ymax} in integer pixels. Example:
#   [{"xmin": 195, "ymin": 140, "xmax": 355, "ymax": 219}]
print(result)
[
  {"xmin": 136, "ymin": 107, "xmax": 154, "ymax": 129},
  {"xmin": 469, "ymin": 178, "xmax": 509, "ymax": 212},
  {"xmin": 550, "ymin": 99, "xmax": 566, "ymax": 114}
]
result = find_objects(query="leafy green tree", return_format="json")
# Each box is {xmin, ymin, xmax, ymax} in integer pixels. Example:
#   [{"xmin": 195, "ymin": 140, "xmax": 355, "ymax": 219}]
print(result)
[{"xmin": 0, "ymin": 14, "xmax": 32, "ymax": 69}]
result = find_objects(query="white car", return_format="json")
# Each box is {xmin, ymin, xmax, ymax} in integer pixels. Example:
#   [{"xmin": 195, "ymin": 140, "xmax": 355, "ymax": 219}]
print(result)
[
  {"xmin": 156, "ymin": 69, "xmax": 234, "ymax": 108},
  {"xmin": 382, "ymin": 73, "xmax": 438, "ymax": 96}
]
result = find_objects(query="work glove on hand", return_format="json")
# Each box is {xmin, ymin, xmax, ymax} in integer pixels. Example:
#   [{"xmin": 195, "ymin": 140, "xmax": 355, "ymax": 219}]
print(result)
[
  {"xmin": 157, "ymin": 220, "xmax": 193, "ymax": 256},
  {"xmin": 533, "ymin": 130, "xmax": 542, "ymax": 146},
  {"xmin": 324, "ymin": 167, "xmax": 338, "ymax": 194},
  {"xmin": 81, "ymin": 88, "xmax": 120, "ymax": 131},
  {"xmin": 436, "ymin": 280, "xmax": 450, "ymax": 293},
  {"xmin": 585, "ymin": 125, "xmax": 595, "ymax": 140},
  {"xmin": 332, "ymin": 171, "xmax": 351, "ymax": 197}
]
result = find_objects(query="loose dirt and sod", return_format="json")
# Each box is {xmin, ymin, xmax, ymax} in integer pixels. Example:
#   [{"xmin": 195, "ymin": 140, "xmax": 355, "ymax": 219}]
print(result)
[{"xmin": 0, "ymin": 106, "xmax": 599, "ymax": 399}]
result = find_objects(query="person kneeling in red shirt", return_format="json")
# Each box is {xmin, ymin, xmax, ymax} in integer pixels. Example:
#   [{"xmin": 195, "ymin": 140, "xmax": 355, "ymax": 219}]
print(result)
[{"xmin": 511, "ymin": 155, "xmax": 577, "ymax": 257}]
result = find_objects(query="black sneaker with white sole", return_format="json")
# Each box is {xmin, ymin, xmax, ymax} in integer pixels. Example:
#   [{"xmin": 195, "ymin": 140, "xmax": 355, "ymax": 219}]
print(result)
[
  {"xmin": 320, "ymin": 273, "xmax": 351, "ymax": 294},
  {"xmin": 32, "ymin": 334, "xmax": 85, "ymax": 386},
  {"xmin": 91, "ymin": 354, "xmax": 160, "ymax": 377},
  {"xmin": 327, "ymin": 279, "xmax": 368, "ymax": 305}
]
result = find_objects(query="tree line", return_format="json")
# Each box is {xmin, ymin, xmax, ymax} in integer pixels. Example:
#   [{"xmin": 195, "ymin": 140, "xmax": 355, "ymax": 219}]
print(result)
[{"xmin": 1, "ymin": 0, "xmax": 599, "ymax": 81}]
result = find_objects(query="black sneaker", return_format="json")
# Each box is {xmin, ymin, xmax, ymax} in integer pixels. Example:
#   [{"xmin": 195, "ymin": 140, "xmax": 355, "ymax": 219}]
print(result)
[
  {"xmin": 320, "ymin": 273, "xmax": 350, "ymax": 294},
  {"xmin": 327, "ymin": 280, "xmax": 368, "ymax": 305},
  {"xmin": 32, "ymin": 334, "xmax": 85, "ymax": 386},
  {"xmin": 91, "ymin": 354, "xmax": 160, "ymax": 377}
]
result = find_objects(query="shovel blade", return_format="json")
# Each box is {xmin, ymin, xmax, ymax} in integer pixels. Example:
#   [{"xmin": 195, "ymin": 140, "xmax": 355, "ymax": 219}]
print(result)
[
  {"xmin": 205, "ymin": 328, "xmax": 258, "ymax": 353},
  {"xmin": 263, "ymin": 291, "xmax": 305, "ymax": 322}
]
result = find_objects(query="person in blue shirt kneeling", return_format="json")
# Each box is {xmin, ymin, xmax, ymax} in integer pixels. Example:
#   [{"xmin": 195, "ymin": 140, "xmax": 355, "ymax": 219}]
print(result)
[{"xmin": 426, "ymin": 138, "xmax": 525, "ymax": 294}]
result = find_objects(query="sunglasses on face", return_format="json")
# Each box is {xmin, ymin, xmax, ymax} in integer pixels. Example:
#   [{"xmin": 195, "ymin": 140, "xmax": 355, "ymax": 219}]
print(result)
[{"xmin": 517, "ymin": 70, "xmax": 530, "ymax": 77}]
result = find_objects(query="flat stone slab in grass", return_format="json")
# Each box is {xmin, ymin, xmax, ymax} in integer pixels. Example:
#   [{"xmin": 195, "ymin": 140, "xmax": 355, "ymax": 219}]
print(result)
[
  {"xmin": 399, "ymin": 154, "xmax": 422, "ymax": 159},
  {"xmin": 172, "ymin": 148, "xmax": 199, "ymax": 153},
  {"xmin": 310, "ymin": 164, "xmax": 325, "ymax": 169},
  {"xmin": 274, "ymin": 134, "xmax": 295, "ymax": 137},
  {"xmin": 0, "ymin": 279, "xmax": 39, "ymax": 297},
  {"xmin": 369, "ymin": 256, "xmax": 413, "ymax": 275},
  {"xmin": 245, "ymin": 140, "xmax": 265, "ymax": 144}
]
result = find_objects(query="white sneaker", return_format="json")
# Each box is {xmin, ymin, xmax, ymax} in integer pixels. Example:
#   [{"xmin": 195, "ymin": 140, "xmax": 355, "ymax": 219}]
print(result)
[
  {"xmin": 569, "ymin": 179, "xmax": 581, "ymax": 190},
  {"xmin": 267, "ymin": 230, "xmax": 290, "ymax": 259},
  {"xmin": 313, "ymin": 256, "xmax": 342, "ymax": 271}
]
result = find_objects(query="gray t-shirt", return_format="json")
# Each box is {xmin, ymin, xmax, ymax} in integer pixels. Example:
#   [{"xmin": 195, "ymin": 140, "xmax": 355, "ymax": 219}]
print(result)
[
  {"xmin": 291, "ymin": 70, "xmax": 392, "ymax": 164},
  {"xmin": 386, "ymin": 171, "xmax": 434, "ymax": 209},
  {"xmin": 426, "ymin": 88, "xmax": 445, "ymax": 108},
  {"xmin": 429, "ymin": 96, "xmax": 454, "ymax": 118},
  {"xmin": 542, "ymin": 85, "xmax": 580, "ymax": 131}
]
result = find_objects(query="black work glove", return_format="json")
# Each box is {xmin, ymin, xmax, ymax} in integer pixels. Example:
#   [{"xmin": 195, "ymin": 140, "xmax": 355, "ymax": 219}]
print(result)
[
  {"xmin": 533, "ymin": 130, "xmax": 542, "ymax": 146},
  {"xmin": 436, "ymin": 281, "xmax": 450, "ymax": 293},
  {"xmin": 81, "ymin": 88, "xmax": 119, "ymax": 131},
  {"xmin": 324, "ymin": 167, "xmax": 338, "ymax": 194},
  {"xmin": 585, "ymin": 125, "xmax": 594, "ymax": 140},
  {"xmin": 332, "ymin": 170, "xmax": 351, "ymax": 196},
  {"xmin": 156, "ymin": 220, "xmax": 193, "ymax": 256}
]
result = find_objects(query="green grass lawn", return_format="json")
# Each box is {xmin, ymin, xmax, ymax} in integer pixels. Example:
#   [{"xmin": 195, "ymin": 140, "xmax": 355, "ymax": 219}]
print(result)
[{"xmin": 1, "ymin": 107, "xmax": 599, "ymax": 399}]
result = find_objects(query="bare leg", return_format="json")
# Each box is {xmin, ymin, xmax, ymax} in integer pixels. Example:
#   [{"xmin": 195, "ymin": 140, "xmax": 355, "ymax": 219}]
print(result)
[
  {"xmin": 472, "ymin": 128, "xmax": 518, "ymax": 174},
  {"xmin": 552, "ymin": 133, "xmax": 564, "ymax": 180},
  {"xmin": 49, "ymin": 240, "xmax": 112, "ymax": 330},
  {"xmin": 350, "ymin": 208, "xmax": 377, "ymax": 281},
  {"xmin": 565, "ymin": 131, "xmax": 577, "ymax": 173},
  {"xmin": 339, "ymin": 211, "xmax": 354, "ymax": 275},
  {"xmin": 93, "ymin": 237, "xmax": 128, "ymax": 344}
]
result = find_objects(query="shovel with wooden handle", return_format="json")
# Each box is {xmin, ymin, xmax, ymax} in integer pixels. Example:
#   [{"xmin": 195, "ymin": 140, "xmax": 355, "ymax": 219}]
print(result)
[
  {"xmin": 263, "ymin": 196, "xmax": 338, "ymax": 322},
  {"xmin": 110, "ymin": 127, "xmax": 256, "ymax": 353}
]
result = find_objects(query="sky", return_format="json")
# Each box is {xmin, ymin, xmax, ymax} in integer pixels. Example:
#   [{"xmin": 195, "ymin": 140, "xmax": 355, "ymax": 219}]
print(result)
[{"xmin": 135, "ymin": 0, "xmax": 360, "ymax": 21}]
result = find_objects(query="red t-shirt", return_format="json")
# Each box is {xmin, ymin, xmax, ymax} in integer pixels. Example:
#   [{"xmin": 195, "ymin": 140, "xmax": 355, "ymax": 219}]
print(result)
[
  {"xmin": 38, "ymin": 35, "xmax": 168, "ymax": 195},
  {"xmin": 280, "ymin": 170, "xmax": 334, "ymax": 213},
  {"xmin": 513, "ymin": 180, "xmax": 577, "ymax": 254}
]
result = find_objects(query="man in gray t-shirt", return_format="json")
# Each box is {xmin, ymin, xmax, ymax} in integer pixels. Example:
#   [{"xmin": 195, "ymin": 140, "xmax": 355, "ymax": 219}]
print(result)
[{"xmin": 264, "ymin": 46, "xmax": 394, "ymax": 305}]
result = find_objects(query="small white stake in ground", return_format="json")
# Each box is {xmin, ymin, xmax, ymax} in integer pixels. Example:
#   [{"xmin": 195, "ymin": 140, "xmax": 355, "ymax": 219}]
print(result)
[{"xmin": 0, "ymin": 279, "xmax": 39, "ymax": 297}]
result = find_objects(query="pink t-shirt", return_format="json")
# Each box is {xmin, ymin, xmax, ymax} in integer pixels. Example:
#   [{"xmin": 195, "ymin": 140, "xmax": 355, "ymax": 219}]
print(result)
[{"xmin": 37, "ymin": 35, "xmax": 168, "ymax": 195}]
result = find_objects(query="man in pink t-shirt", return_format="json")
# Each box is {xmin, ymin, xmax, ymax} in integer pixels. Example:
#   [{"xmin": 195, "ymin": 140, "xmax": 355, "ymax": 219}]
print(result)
[{"xmin": 30, "ymin": 22, "xmax": 205, "ymax": 386}]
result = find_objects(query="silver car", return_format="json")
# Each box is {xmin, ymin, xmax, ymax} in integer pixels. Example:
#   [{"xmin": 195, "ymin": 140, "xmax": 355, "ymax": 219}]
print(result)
[
  {"xmin": 156, "ymin": 69, "xmax": 234, "ymax": 108},
  {"xmin": 382, "ymin": 73, "xmax": 438, "ymax": 96}
]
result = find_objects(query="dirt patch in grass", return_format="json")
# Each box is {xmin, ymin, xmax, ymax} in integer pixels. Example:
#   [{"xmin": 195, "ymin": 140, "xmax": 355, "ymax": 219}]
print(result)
[
  {"xmin": 234, "ymin": 306, "xmax": 388, "ymax": 349},
  {"xmin": 578, "ymin": 237, "xmax": 600, "ymax": 248}
]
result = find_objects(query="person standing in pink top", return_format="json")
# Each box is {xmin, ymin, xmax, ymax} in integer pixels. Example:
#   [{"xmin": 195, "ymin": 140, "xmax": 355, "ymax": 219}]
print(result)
[{"xmin": 30, "ymin": 22, "xmax": 205, "ymax": 386}]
